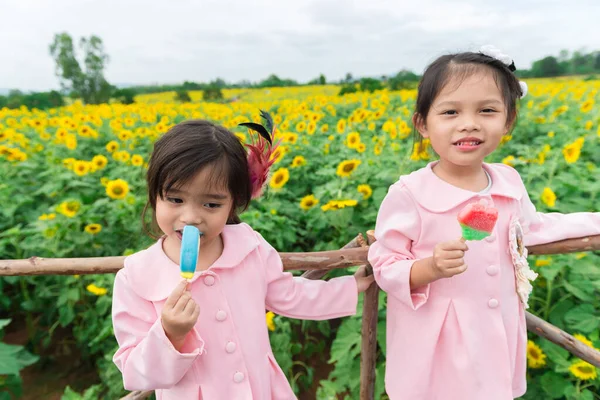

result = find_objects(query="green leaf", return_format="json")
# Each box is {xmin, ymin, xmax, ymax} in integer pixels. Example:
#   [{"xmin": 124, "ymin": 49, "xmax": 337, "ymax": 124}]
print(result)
[
  {"xmin": 329, "ymin": 318, "xmax": 362, "ymax": 364},
  {"xmin": 0, "ymin": 319, "xmax": 11, "ymax": 330},
  {"xmin": 538, "ymin": 263, "xmax": 564, "ymax": 282},
  {"xmin": 564, "ymin": 385, "xmax": 595, "ymax": 400},
  {"xmin": 540, "ymin": 341, "xmax": 570, "ymax": 367},
  {"xmin": 540, "ymin": 371, "xmax": 571, "ymax": 399},
  {"xmin": 59, "ymin": 305, "xmax": 75, "ymax": 327},
  {"xmin": 564, "ymin": 304, "xmax": 599, "ymax": 333},
  {"xmin": 0, "ymin": 343, "xmax": 24, "ymax": 375},
  {"xmin": 549, "ymin": 298, "xmax": 574, "ymax": 328},
  {"xmin": 562, "ymin": 280, "xmax": 596, "ymax": 302}
]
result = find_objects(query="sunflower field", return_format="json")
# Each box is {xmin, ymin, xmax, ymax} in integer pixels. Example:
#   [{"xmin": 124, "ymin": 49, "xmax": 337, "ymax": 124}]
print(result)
[{"xmin": 0, "ymin": 79, "xmax": 599, "ymax": 399}]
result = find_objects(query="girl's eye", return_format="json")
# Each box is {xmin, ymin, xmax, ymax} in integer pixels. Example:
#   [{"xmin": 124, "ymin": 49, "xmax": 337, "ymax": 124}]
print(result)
[
  {"xmin": 442, "ymin": 110, "xmax": 457, "ymax": 115},
  {"xmin": 166, "ymin": 197, "xmax": 183, "ymax": 204},
  {"xmin": 205, "ymin": 203, "xmax": 222, "ymax": 209},
  {"xmin": 481, "ymin": 108, "xmax": 496, "ymax": 113}
]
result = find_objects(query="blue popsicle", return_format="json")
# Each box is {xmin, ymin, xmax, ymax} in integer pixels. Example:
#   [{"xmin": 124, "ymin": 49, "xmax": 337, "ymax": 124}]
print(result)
[{"xmin": 180, "ymin": 225, "xmax": 200, "ymax": 279}]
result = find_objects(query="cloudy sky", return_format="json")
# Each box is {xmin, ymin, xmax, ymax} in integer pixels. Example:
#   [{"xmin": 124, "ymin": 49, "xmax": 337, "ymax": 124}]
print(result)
[{"xmin": 1, "ymin": 0, "xmax": 599, "ymax": 92}]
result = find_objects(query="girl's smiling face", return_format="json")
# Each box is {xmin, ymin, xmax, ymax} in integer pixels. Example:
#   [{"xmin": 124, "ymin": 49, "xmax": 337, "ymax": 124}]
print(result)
[{"xmin": 415, "ymin": 69, "xmax": 511, "ymax": 170}]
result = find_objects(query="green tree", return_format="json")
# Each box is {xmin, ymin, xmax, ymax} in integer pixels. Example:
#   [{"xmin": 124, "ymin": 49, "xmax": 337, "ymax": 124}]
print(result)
[
  {"xmin": 49, "ymin": 32, "xmax": 111, "ymax": 104},
  {"xmin": 113, "ymin": 88, "xmax": 136, "ymax": 104},
  {"xmin": 175, "ymin": 89, "xmax": 191, "ymax": 102},
  {"xmin": 388, "ymin": 70, "xmax": 419, "ymax": 91},
  {"xmin": 530, "ymin": 56, "xmax": 563, "ymax": 77}
]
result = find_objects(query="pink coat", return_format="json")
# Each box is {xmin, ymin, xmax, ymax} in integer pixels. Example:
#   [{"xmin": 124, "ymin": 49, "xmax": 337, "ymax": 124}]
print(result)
[
  {"xmin": 368, "ymin": 162, "xmax": 600, "ymax": 400},
  {"xmin": 112, "ymin": 222, "xmax": 358, "ymax": 400}
]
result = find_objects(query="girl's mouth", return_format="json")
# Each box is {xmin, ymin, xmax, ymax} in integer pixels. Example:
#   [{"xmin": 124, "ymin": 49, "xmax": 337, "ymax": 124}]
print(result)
[
  {"xmin": 453, "ymin": 138, "xmax": 483, "ymax": 151},
  {"xmin": 175, "ymin": 229, "xmax": 203, "ymax": 241}
]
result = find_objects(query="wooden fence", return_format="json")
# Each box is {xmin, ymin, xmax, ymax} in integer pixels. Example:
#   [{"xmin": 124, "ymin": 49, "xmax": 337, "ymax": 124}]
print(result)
[{"xmin": 1, "ymin": 232, "xmax": 599, "ymax": 400}]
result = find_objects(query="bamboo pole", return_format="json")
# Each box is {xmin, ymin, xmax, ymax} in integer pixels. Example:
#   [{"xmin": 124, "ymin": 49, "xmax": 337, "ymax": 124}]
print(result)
[{"xmin": 2, "ymin": 235, "xmax": 598, "ymax": 276}]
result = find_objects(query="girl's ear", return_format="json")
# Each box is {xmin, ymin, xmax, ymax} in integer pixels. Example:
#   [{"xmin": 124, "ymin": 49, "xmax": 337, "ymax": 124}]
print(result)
[{"xmin": 413, "ymin": 113, "xmax": 429, "ymax": 138}]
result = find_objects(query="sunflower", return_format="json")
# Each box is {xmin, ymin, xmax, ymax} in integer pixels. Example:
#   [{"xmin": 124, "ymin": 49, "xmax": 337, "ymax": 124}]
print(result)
[
  {"xmin": 540, "ymin": 187, "xmax": 556, "ymax": 208},
  {"xmin": 269, "ymin": 168, "xmax": 289, "ymax": 189},
  {"xmin": 86, "ymin": 284, "xmax": 108, "ymax": 296},
  {"xmin": 534, "ymin": 258, "xmax": 551, "ymax": 267},
  {"xmin": 266, "ymin": 311, "xmax": 276, "ymax": 331},
  {"xmin": 84, "ymin": 223, "xmax": 102, "ymax": 235},
  {"xmin": 336, "ymin": 119, "xmax": 346, "ymax": 134},
  {"xmin": 291, "ymin": 156, "xmax": 306, "ymax": 168},
  {"xmin": 569, "ymin": 361, "xmax": 597, "ymax": 380},
  {"xmin": 106, "ymin": 140, "xmax": 119, "ymax": 153},
  {"xmin": 78, "ymin": 125, "xmax": 91, "ymax": 137},
  {"xmin": 526, "ymin": 340, "xmax": 546, "ymax": 369},
  {"xmin": 580, "ymin": 99, "xmax": 594, "ymax": 113},
  {"xmin": 131, "ymin": 155, "xmax": 144, "ymax": 167},
  {"xmin": 300, "ymin": 194, "xmax": 319, "ymax": 210},
  {"xmin": 118, "ymin": 130, "xmax": 132, "ymax": 141},
  {"xmin": 62, "ymin": 158, "xmax": 76, "ymax": 169},
  {"xmin": 502, "ymin": 155, "xmax": 516, "ymax": 167},
  {"xmin": 320, "ymin": 124, "xmax": 329, "ymax": 133},
  {"xmin": 73, "ymin": 160, "xmax": 90, "ymax": 177},
  {"xmin": 106, "ymin": 179, "xmax": 130, "ymax": 200},
  {"xmin": 296, "ymin": 121, "xmax": 306, "ymax": 132},
  {"xmin": 346, "ymin": 132, "xmax": 361, "ymax": 149},
  {"xmin": 357, "ymin": 184, "xmax": 373, "ymax": 200},
  {"xmin": 336, "ymin": 159, "xmax": 361, "ymax": 178},
  {"xmin": 92, "ymin": 155, "xmax": 108, "ymax": 170},
  {"xmin": 306, "ymin": 122, "xmax": 316, "ymax": 135},
  {"xmin": 321, "ymin": 199, "xmax": 358, "ymax": 212},
  {"xmin": 562, "ymin": 141, "xmax": 582, "ymax": 164},
  {"xmin": 284, "ymin": 133, "xmax": 298, "ymax": 144},
  {"xmin": 57, "ymin": 200, "xmax": 81, "ymax": 218},
  {"xmin": 55, "ymin": 128, "xmax": 68, "ymax": 140}
]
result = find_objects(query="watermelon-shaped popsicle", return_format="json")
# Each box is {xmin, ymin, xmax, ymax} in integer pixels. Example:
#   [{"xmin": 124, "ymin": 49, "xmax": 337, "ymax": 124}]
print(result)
[
  {"xmin": 457, "ymin": 200, "xmax": 498, "ymax": 241},
  {"xmin": 180, "ymin": 225, "xmax": 201, "ymax": 279}
]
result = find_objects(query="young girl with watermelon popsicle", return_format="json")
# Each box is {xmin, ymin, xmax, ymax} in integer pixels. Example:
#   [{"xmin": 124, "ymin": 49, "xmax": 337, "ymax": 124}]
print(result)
[{"xmin": 368, "ymin": 46, "xmax": 600, "ymax": 400}]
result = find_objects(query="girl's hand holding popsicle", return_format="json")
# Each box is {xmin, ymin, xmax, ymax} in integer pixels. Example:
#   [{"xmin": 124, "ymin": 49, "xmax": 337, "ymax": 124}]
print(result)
[
  {"xmin": 161, "ymin": 225, "xmax": 202, "ymax": 350},
  {"xmin": 415, "ymin": 199, "xmax": 500, "ymax": 284}
]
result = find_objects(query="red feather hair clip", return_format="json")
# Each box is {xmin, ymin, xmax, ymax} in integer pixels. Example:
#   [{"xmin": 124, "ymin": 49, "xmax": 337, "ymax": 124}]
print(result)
[{"xmin": 238, "ymin": 110, "xmax": 281, "ymax": 199}]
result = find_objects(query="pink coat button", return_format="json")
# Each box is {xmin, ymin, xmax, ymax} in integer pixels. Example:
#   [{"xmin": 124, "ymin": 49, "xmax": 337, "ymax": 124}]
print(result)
[
  {"xmin": 486, "ymin": 265, "xmax": 499, "ymax": 276},
  {"xmin": 216, "ymin": 310, "xmax": 227, "ymax": 321},
  {"xmin": 484, "ymin": 234, "xmax": 496, "ymax": 243},
  {"xmin": 233, "ymin": 371, "xmax": 244, "ymax": 383},
  {"xmin": 488, "ymin": 298, "xmax": 499, "ymax": 308},
  {"xmin": 225, "ymin": 341, "xmax": 236, "ymax": 353},
  {"xmin": 204, "ymin": 275, "xmax": 215, "ymax": 286}
]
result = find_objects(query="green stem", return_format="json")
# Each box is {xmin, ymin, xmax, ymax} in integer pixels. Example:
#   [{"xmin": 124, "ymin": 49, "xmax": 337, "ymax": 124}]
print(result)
[{"xmin": 543, "ymin": 280, "xmax": 553, "ymax": 321}]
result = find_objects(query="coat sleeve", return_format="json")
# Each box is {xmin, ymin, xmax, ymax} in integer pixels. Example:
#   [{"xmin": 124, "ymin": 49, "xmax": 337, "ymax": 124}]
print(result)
[
  {"xmin": 112, "ymin": 268, "xmax": 205, "ymax": 390},
  {"xmin": 257, "ymin": 233, "xmax": 358, "ymax": 320},
  {"xmin": 517, "ymin": 177, "xmax": 600, "ymax": 247},
  {"xmin": 368, "ymin": 182, "xmax": 429, "ymax": 310}
]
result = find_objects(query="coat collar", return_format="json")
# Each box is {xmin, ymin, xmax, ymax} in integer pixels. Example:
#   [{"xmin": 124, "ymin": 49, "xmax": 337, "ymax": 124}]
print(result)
[
  {"xmin": 401, "ymin": 162, "xmax": 523, "ymax": 213},
  {"xmin": 124, "ymin": 222, "xmax": 260, "ymax": 301}
]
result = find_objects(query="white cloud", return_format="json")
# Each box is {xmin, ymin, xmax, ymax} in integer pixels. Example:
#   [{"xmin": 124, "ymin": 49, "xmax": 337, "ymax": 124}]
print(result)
[{"xmin": 0, "ymin": 0, "xmax": 598, "ymax": 91}]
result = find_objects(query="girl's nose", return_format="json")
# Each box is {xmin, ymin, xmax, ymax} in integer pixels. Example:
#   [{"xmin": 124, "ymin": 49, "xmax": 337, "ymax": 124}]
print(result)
[
  {"xmin": 459, "ymin": 116, "xmax": 480, "ymax": 132},
  {"xmin": 181, "ymin": 207, "xmax": 203, "ymax": 226}
]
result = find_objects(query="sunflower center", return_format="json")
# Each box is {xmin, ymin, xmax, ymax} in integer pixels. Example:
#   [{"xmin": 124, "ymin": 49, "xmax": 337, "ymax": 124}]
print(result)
[{"xmin": 343, "ymin": 163, "xmax": 355, "ymax": 173}]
